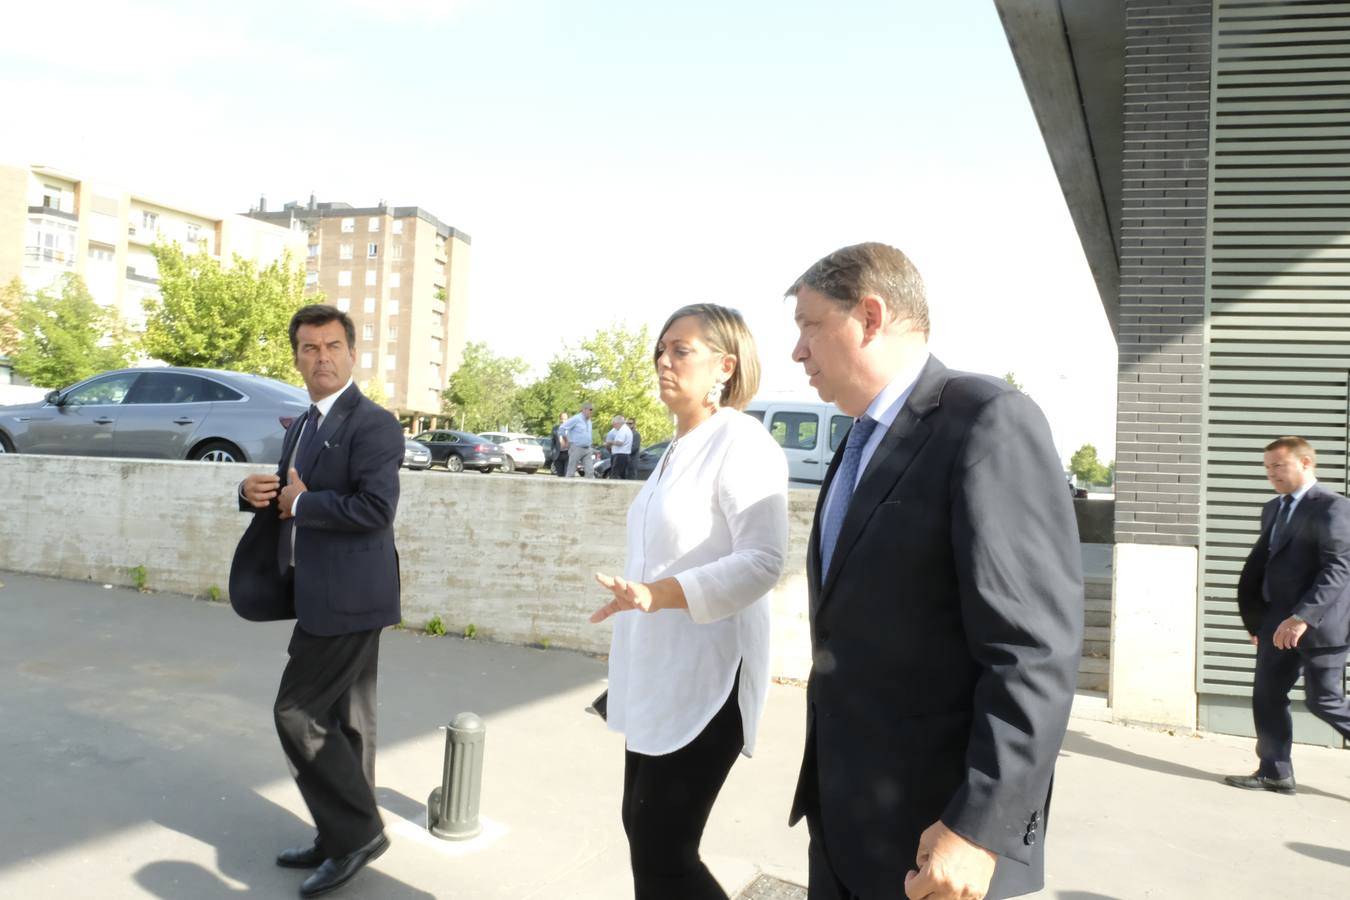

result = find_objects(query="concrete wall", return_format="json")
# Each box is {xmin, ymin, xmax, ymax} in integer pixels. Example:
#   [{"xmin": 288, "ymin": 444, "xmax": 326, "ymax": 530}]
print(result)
[{"xmin": 1109, "ymin": 542, "xmax": 1198, "ymax": 729}]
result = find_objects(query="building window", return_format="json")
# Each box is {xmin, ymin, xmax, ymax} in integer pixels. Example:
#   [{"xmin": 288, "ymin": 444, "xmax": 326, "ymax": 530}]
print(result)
[
  {"xmin": 307, "ymin": 244, "xmax": 319, "ymax": 259},
  {"xmin": 25, "ymin": 217, "xmax": 78, "ymax": 267},
  {"xmin": 186, "ymin": 223, "xmax": 201, "ymax": 243},
  {"xmin": 339, "ymin": 243, "xmax": 353, "ymax": 260},
  {"xmin": 364, "ymin": 297, "xmax": 376, "ymax": 313},
  {"xmin": 341, "ymin": 218, "xmax": 355, "ymax": 233},
  {"xmin": 305, "ymin": 272, "xmax": 319, "ymax": 288},
  {"xmin": 385, "ymin": 355, "xmax": 397, "ymax": 371},
  {"xmin": 364, "ymin": 271, "xmax": 376, "ymax": 286},
  {"xmin": 336, "ymin": 297, "xmax": 351, "ymax": 312},
  {"xmin": 430, "ymin": 338, "xmax": 442, "ymax": 357},
  {"xmin": 142, "ymin": 210, "xmax": 158, "ymax": 232},
  {"xmin": 432, "ymin": 310, "xmax": 444, "ymax": 332},
  {"xmin": 388, "ymin": 272, "xmax": 401, "ymax": 288},
  {"xmin": 387, "ymin": 298, "xmax": 400, "ymax": 315},
  {"xmin": 367, "ymin": 242, "xmax": 378, "ymax": 258},
  {"xmin": 391, "ymin": 244, "xmax": 402, "ymax": 260},
  {"xmin": 88, "ymin": 246, "xmax": 115, "ymax": 262},
  {"xmin": 369, "ymin": 217, "xmax": 381, "ymax": 232},
  {"xmin": 392, "ymin": 220, "xmax": 403, "ymax": 235},
  {"xmin": 338, "ymin": 271, "xmax": 352, "ymax": 287},
  {"xmin": 361, "ymin": 352, "xmax": 373, "ymax": 369},
  {"xmin": 363, "ymin": 323, "xmax": 374, "ymax": 341},
  {"xmin": 388, "ymin": 325, "xmax": 399, "ymax": 339}
]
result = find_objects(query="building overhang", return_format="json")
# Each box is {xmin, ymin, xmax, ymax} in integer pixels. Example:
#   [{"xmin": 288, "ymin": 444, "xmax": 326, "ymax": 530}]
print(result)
[{"xmin": 994, "ymin": 0, "xmax": 1125, "ymax": 336}]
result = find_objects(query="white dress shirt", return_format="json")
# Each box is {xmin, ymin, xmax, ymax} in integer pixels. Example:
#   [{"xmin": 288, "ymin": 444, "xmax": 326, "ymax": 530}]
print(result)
[
  {"xmin": 606, "ymin": 424, "xmax": 633, "ymax": 455},
  {"xmin": 1279, "ymin": 478, "xmax": 1317, "ymax": 520},
  {"xmin": 607, "ymin": 407, "xmax": 789, "ymax": 756},
  {"xmin": 821, "ymin": 353, "xmax": 929, "ymax": 535}
]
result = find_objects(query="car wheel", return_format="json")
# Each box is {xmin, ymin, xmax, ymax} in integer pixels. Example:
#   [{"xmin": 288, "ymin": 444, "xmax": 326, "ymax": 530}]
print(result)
[
  {"xmin": 522, "ymin": 467, "xmax": 538, "ymax": 475},
  {"xmin": 501, "ymin": 457, "xmax": 515, "ymax": 473},
  {"xmin": 0, "ymin": 432, "xmax": 13, "ymax": 453},
  {"xmin": 191, "ymin": 440, "xmax": 244, "ymax": 463},
  {"xmin": 445, "ymin": 454, "xmax": 464, "ymax": 473}
]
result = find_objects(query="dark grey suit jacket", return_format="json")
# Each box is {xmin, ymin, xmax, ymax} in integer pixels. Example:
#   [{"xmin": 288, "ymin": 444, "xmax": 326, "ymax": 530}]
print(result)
[
  {"xmin": 229, "ymin": 382, "xmax": 404, "ymax": 636},
  {"xmin": 1237, "ymin": 482, "xmax": 1350, "ymax": 647},
  {"xmin": 789, "ymin": 356, "xmax": 1084, "ymax": 900}
]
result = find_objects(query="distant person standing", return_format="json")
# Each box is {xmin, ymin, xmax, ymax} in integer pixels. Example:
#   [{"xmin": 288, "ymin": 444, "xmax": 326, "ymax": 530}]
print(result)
[
  {"xmin": 561, "ymin": 402, "xmax": 595, "ymax": 478},
  {"xmin": 1228, "ymin": 436, "xmax": 1350, "ymax": 795},
  {"xmin": 626, "ymin": 417, "xmax": 642, "ymax": 480},
  {"xmin": 551, "ymin": 412, "xmax": 569, "ymax": 477},
  {"xmin": 605, "ymin": 415, "xmax": 633, "ymax": 480}
]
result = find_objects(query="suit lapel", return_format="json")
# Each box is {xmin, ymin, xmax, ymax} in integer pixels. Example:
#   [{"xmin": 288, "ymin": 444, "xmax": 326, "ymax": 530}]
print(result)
[
  {"xmin": 300, "ymin": 384, "xmax": 361, "ymax": 480},
  {"xmin": 815, "ymin": 356, "xmax": 948, "ymax": 615}
]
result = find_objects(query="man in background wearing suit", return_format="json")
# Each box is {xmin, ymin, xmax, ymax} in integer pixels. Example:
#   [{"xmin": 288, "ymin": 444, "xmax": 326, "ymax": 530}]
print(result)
[
  {"xmin": 230, "ymin": 304, "xmax": 405, "ymax": 898},
  {"xmin": 1228, "ymin": 436, "xmax": 1350, "ymax": 795},
  {"xmin": 784, "ymin": 243, "xmax": 1083, "ymax": 900}
]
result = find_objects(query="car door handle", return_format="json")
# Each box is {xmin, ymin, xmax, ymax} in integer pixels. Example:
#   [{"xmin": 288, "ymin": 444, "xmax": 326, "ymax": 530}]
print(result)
[
  {"xmin": 803, "ymin": 459, "xmax": 819, "ymax": 464},
  {"xmin": 94, "ymin": 417, "xmax": 115, "ymax": 425},
  {"xmin": 173, "ymin": 417, "xmax": 195, "ymax": 425}
]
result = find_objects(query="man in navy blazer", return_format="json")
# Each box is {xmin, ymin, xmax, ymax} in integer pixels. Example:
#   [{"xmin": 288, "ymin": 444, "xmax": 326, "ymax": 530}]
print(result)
[
  {"xmin": 784, "ymin": 243, "xmax": 1083, "ymax": 900},
  {"xmin": 230, "ymin": 304, "xmax": 404, "ymax": 898},
  {"xmin": 1228, "ymin": 436, "xmax": 1350, "ymax": 795}
]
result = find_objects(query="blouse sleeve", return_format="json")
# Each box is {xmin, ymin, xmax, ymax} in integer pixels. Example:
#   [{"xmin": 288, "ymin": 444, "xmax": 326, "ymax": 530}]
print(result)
[{"xmin": 674, "ymin": 423, "xmax": 789, "ymax": 624}]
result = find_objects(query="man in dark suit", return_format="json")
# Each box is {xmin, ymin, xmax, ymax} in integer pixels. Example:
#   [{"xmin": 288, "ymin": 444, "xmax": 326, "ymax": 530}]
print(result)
[
  {"xmin": 230, "ymin": 304, "xmax": 404, "ymax": 898},
  {"xmin": 551, "ymin": 412, "xmax": 569, "ymax": 476},
  {"xmin": 784, "ymin": 243, "xmax": 1083, "ymax": 900},
  {"xmin": 1228, "ymin": 436, "xmax": 1350, "ymax": 794}
]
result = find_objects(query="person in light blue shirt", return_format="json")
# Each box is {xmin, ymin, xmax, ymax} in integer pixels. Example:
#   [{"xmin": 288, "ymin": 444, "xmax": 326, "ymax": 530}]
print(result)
[{"xmin": 561, "ymin": 401, "xmax": 595, "ymax": 478}]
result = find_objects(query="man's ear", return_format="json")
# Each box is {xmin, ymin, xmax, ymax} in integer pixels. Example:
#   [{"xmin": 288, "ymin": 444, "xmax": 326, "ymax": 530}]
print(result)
[{"xmin": 859, "ymin": 294, "xmax": 887, "ymax": 340}]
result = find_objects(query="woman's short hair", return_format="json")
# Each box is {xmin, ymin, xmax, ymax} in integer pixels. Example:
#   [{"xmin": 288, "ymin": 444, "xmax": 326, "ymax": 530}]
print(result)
[{"xmin": 654, "ymin": 303, "xmax": 761, "ymax": 411}]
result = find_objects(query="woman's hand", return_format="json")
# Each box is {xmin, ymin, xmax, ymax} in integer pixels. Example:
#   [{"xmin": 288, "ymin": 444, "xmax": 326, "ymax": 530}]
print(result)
[{"xmin": 590, "ymin": 572, "xmax": 655, "ymax": 623}]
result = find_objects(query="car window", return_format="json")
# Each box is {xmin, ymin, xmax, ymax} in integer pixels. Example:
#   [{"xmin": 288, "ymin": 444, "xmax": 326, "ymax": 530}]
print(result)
[
  {"xmin": 63, "ymin": 373, "xmax": 139, "ymax": 406},
  {"xmin": 126, "ymin": 372, "xmax": 239, "ymax": 404},
  {"xmin": 829, "ymin": 414, "xmax": 852, "ymax": 452},
  {"xmin": 768, "ymin": 411, "xmax": 818, "ymax": 450}
]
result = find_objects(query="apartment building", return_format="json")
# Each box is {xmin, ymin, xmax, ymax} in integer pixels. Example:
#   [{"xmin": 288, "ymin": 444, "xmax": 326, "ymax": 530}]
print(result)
[
  {"xmin": 248, "ymin": 198, "xmax": 470, "ymax": 416},
  {"xmin": 0, "ymin": 163, "xmax": 306, "ymax": 335}
]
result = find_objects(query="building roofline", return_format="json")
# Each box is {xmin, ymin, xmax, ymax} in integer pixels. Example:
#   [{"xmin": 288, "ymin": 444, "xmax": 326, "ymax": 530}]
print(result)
[{"xmin": 247, "ymin": 202, "xmax": 472, "ymax": 245}]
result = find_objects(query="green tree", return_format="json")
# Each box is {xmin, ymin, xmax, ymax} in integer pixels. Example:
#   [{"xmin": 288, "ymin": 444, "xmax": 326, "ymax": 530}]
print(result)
[
  {"xmin": 365, "ymin": 376, "xmax": 389, "ymax": 408},
  {"xmin": 513, "ymin": 356, "xmax": 587, "ymax": 435},
  {"xmin": 9, "ymin": 274, "xmax": 137, "ymax": 388},
  {"xmin": 1069, "ymin": 442, "xmax": 1112, "ymax": 486},
  {"xmin": 574, "ymin": 323, "xmax": 669, "ymax": 445},
  {"xmin": 141, "ymin": 241, "xmax": 310, "ymax": 383},
  {"xmin": 442, "ymin": 342, "xmax": 528, "ymax": 433},
  {"xmin": 1003, "ymin": 371, "xmax": 1023, "ymax": 391}
]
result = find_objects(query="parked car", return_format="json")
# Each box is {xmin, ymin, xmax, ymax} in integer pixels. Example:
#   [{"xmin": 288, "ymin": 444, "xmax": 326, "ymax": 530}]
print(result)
[
  {"xmin": 744, "ymin": 397, "xmax": 848, "ymax": 486},
  {"xmin": 0, "ymin": 366, "xmax": 308, "ymax": 463},
  {"xmin": 411, "ymin": 429, "xmax": 510, "ymax": 473},
  {"xmin": 595, "ymin": 440, "xmax": 669, "ymax": 480},
  {"xmin": 530, "ymin": 436, "xmax": 558, "ymax": 468},
  {"xmin": 478, "ymin": 431, "xmax": 546, "ymax": 474},
  {"xmin": 401, "ymin": 438, "xmax": 432, "ymax": 470}
]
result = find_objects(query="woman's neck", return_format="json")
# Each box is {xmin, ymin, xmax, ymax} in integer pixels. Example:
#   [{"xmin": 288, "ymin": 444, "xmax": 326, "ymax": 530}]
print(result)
[{"xmin": 673, "ymin": 403, "xmax": 717, "ymax": 439}]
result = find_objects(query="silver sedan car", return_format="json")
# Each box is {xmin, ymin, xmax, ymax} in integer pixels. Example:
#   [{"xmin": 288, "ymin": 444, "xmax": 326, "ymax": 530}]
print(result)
[{"xmin": 0, "ymin": 367, "xmax": 309, "ymax": 463}]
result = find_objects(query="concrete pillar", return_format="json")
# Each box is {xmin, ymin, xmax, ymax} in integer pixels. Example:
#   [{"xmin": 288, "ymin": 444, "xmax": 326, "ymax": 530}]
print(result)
[{"xmin": 1109, "ymin": 543, "xmax": 1198, "ymax": 729}]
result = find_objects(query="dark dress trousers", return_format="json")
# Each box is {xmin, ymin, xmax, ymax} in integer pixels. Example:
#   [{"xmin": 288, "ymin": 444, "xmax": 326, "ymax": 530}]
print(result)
[
  {"xmin": 1236, "ymin": 482, "xmax": 1350, "ymax": 779},
  {"xmin": 229, "ymin": 383, "xmax": 405, "ymax": 856},
  {"xmin": 790, "ymin": 356, "xmax": 1084, "ymax": 900}
]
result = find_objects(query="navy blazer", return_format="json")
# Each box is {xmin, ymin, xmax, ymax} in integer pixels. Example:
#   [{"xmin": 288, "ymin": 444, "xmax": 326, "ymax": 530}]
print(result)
[
  {"xmin": 229, "ymin": 383, "xmax": 404, "ymax": 636},
  {"xmin": 789, "ymin": 356, "xmax": 1084, "ymax": 900},
  {"xmin": 1236, "ymin": 482, "xmax": 1350, "ymax": 648}
]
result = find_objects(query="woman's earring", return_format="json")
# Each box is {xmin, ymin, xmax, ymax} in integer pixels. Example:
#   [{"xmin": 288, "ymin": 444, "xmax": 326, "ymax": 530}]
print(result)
[{"xmin": 706, "ymin": 382, "xmax": 724, "ymax": 406}]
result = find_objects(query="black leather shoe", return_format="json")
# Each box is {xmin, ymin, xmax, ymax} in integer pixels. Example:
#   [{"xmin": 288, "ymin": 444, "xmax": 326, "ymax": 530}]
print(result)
[
  {"xmin": 276, "ymin": 842, "xmax": 325, "ymax": 869},
  {"xmin": 299, "ymin": 832, "xmax": 389, "ymax": 897},
  {"xmin": 1224, "ymin": 772, "xmax": 1296, "ymax": 794}
]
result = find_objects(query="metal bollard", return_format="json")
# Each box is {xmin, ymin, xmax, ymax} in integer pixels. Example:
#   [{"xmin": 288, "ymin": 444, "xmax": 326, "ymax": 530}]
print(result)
[{"xmin": 426, "ymin": 712, "xmax": 485, "ymax": 840}]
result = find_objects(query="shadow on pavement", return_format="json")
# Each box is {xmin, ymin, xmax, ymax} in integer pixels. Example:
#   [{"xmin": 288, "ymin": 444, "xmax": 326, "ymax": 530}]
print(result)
[
  {"xmin": 1287, "ymin": 841, "xmax": 1350, "ymax": 869},
  {"xmin": 1061, "ymin": 730, "xmax": 1350, "ymax": 803}
]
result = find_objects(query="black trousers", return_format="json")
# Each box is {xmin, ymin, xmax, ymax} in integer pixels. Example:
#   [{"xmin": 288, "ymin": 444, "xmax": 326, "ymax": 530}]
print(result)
[
  {"xmin": 1253, "ymin": 638, "xmax": 1350, "ymax": 779},
  {"xmin": 274, "ymin": 623, "xmax": 384, "ymax": 857},
  {"xmin": 610, "ymin": 453, "xmax": 630, "ymax": 480},
  {"xmin": 621, "ymin": 673, "xmax": 743, "ymax": 900}
]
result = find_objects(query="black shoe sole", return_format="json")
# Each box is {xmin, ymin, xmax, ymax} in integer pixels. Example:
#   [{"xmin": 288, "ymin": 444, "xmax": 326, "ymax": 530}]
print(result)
[{"xmin": 299, "ymin": 837, "xmax": 389, "ymax": 898}]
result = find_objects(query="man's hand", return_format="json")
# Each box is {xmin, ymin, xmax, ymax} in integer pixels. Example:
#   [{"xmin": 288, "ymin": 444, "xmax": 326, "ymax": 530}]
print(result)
[
  {"xmin": 242, "ymin": 473, "xmax": 281, "ymax": 509},
  {"xmin": 277, "ymin": 468, "xmax": 307, "ymax": 520},
  {"xmin": 1273, "ymin": 615, "xmax": 1308, "ymax": 650},
  {"xmin": 1250, "ymin": 634, "xmax": 1259, "ymax": 647},
  {"xmin": 904, "ymin": 820, "xmax": 996, "ymax": 900}
]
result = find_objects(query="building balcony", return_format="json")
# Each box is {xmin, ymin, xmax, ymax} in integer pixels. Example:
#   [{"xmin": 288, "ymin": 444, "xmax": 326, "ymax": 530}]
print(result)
[
  {"xmin": 125, "ymin": 266, "xmax": 160, "ymax": 285},
  {"xmin": 27, "ymin": 205, "xmax": 78, "ymax": 223}
]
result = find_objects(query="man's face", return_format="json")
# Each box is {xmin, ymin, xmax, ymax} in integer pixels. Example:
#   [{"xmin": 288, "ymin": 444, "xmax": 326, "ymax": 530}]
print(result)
[
  {"xmin": 791, "ymin": 286, "xmax": 866, "ymax": 411},
  {"xmin": 581, "ymin": 407, "xmax": 593, "ymax": 419},
  {"xmin": 293, "ymin": 319, "xmax": 355, "ymax": 400},
  {"xmin": 559, "ymin": 413, "xmax": 567, "ymax": 424},
  {"xmin": 1263, "ymin": 446, "xmax": 1314, "ymax": 495}
]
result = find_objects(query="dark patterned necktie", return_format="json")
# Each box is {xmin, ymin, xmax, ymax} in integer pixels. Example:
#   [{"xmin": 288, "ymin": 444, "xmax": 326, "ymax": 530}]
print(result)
[
  {"xmin": 1269, "ymin": 493, "xmax": 1294, "ymax": 551},
  {"xmin": 294, "ymin": 405, "xmax": 322, "ymax": 479},
  {"xmin": 820, "ymin": 415, "xmax": 879, "ymax": 579}
]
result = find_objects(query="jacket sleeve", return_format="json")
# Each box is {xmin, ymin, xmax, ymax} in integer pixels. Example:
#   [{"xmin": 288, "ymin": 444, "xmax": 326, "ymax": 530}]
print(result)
[
  {"xmin": 294, "ymin": 407, "xmax": 403, "ymax": 533},
  {"xmin": 942, "ymin": 389, "xmax": 1084, "ymax": 863},
  {"xmin": 1236, "ymin": 507, "xmax": 1271, "ymax": 635},
  {"xmin": 1292, "ymin": 496, "xmax": 1350, "ymax": 627},
  {"xmin": 237, "ymin": 445, "xmax": 290, "ymax": 513}
]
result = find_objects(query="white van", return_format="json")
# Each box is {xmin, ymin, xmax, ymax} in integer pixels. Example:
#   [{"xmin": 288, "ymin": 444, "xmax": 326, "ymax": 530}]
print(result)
[{"xmin": 744, "ymin": 396, "xmax": 851, "ymax": 486}]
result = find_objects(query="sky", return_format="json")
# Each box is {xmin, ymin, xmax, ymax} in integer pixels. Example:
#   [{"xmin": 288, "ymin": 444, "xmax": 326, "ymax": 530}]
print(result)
[{"xmin": 0, "ymin": 0, "xmax": 1119, "ymax": 462}]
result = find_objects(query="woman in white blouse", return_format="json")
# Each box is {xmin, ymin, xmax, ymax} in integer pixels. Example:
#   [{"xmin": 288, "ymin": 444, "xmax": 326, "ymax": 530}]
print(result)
[{"xmin": 591, "ymin": 303, "xmax": 789, "ymax": 899}]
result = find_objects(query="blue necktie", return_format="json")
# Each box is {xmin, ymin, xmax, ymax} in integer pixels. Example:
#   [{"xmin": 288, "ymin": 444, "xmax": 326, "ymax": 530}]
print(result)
[
  {"xmin": 1269, "ymin": 493, "xmax": 1294, "ymax": 551},
  {"xmin": 820, "ymin": 415, "xmax": 879, "ymax": 579},
  {"xmin": 294, "ymin": 405, "xmax": 322, "ymax": 479}
]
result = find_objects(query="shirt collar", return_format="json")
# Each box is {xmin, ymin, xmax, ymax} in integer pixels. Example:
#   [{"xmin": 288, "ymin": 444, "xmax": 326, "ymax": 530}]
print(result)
[
  {"xmin": 312, "ymin": 378, "xmax": 353, "ymax": 418},
  {"xmin": 863, "ymin": 352, "xmax": 930, "ymax": 429},
  {"xmin": 1288, "ymin": 478, "xmax": 1317, "ymax": 503}
]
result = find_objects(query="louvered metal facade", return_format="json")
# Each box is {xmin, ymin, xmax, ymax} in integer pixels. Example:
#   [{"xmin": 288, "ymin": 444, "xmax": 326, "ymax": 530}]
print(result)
[{"xmin": 1199, "ymin": 0, "xmax": 1350, "ymax": 739}]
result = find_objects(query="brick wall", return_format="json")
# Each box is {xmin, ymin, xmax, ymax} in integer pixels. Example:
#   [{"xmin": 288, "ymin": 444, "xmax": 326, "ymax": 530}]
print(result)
[{"xmin": 1115, "ymin": 0, "xmax": 1211, "ymax": 545}]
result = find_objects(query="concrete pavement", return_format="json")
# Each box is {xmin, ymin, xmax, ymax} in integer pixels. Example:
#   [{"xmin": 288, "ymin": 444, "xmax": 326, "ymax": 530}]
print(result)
[{"xmin": 0, "ymin": 571, "xmax": 1346, "ymax": 899}]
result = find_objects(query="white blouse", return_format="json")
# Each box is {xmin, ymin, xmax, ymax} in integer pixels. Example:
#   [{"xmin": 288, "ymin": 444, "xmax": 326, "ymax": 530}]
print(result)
[{"xmin": 606, "ymin": 407, "xmax": 789, "ymax": 756}]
